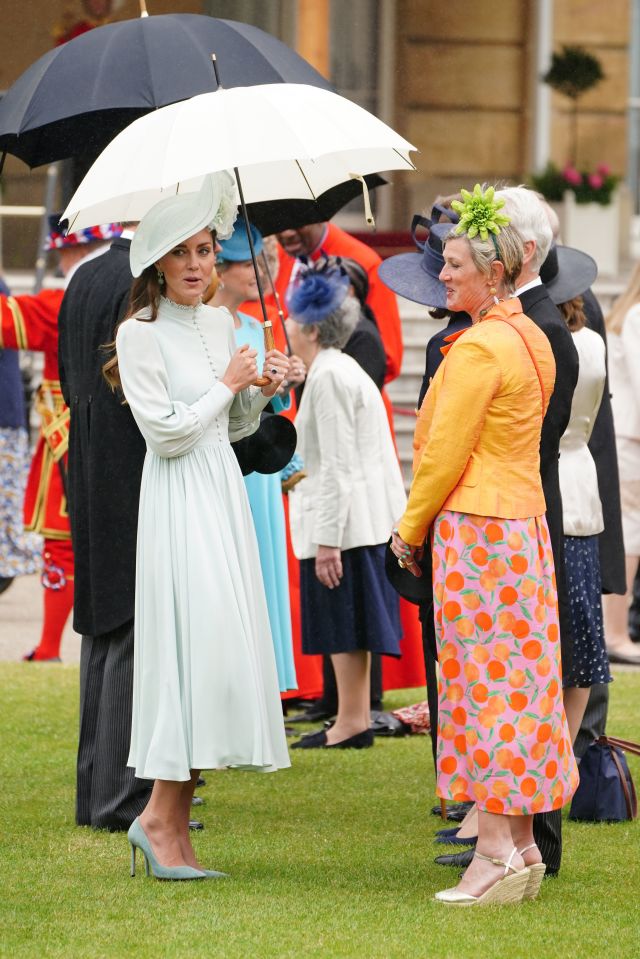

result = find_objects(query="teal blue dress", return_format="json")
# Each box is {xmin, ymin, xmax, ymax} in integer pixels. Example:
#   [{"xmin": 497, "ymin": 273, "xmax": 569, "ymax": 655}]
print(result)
[{"xmin": 235, "ymin": 312, "xmax": 297, "ymax": 691}]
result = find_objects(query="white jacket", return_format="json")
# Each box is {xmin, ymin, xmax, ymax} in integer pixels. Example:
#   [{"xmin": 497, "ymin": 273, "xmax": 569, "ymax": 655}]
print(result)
[
  {"xmin": 559, "ymin": 327, "xmax": 605, "ymax": 536},
  {"xmin": 289, "ymin": 348, "xmax": 406, "ymax": 560},
  {"xmin": 609, "ymin": 304, "xmax": 640, "ymax": 441}
]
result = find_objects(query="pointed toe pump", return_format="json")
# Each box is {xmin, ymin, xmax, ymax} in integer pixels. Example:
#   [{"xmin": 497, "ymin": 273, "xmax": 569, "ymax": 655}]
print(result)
[{"xmin": 128, "ymin": 818, "xmax": 206, "ymax": 881}]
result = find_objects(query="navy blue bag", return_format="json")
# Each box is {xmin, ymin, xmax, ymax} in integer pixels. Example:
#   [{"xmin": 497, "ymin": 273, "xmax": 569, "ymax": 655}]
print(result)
[{"xmin": 569, "ymin": 735, "xmax": 638, "ymax": 822}]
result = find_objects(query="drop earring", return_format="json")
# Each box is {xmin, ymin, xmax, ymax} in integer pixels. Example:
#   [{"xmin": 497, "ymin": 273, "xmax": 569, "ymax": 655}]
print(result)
[
  {"xmin": 157, "ymin": 269, "xmax": 164, "ymax": 285},
  {"xmin": 489, "ymin": 284, "xmax": 499, "ymax": 304}
]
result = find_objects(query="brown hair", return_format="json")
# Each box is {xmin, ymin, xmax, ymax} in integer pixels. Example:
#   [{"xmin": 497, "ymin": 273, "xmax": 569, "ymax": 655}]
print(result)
[
  {"xmin": 606, "ymin": 261, "xmax": 640, "ymax": 336},
  {"xmin": 559, "ymin": 295, "xmax": 586, "ymax": 332},
  {"xmin": 102, "ymin": 266, "xmax": 162, "ymax": 390}
]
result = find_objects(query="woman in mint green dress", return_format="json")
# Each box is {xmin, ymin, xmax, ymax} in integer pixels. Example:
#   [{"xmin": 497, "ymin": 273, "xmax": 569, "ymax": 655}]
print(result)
[{"xmin": 212, "ymin": 223, "xmax": 297, "ymax": 691}]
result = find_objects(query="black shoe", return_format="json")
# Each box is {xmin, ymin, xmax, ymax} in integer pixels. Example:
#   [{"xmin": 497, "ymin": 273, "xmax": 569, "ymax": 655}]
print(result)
[
  {"xmin": 22, "ymin": 649, "xmax": 62, "ymax": 662},
  {"xmin": 287, "ymin": 705, "xmax": 336, "ymax": 724},
  {"xmin": 430, "ymin": 801, "xmax": 473, "ymax": 822},
  {"xmin": 191, "ymin": 796, "xmax": 204, "ymax": 806},
  {"xmin": 434, "ymin": 848, "xmax": 475, "ymax": 868},
  {"xmin": 326, "ymin": 729, "xmax": 374, "ymax": 749},
  {"xmin": 189, "ymin": 820, "xmax": 204, "ymax": 830},
  {"xmin": 291, "ymin": 729, "xmax": 328, "ymax": 749},
  {"xmin": 435, "ymin": 833, "xmax": 477, "ymax": 847},
  {"xmin": 291, "ymin": 728, "xmax": 374, "ymax": 750},
  {"xmin": 0, "ymin": 577, "xmax": 14, "ymax": 596}
]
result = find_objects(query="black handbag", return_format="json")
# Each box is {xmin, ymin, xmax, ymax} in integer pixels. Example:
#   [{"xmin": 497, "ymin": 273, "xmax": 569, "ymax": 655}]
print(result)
[{"xmin": 569, "ymin": 735, "xmax": 639, "ymax": 822}]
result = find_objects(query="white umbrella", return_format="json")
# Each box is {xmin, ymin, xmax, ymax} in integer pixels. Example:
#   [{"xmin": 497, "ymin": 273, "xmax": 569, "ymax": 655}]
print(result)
[{"xmin": 62, "ymin": 82, "xmax": 416, "ymax": 230}]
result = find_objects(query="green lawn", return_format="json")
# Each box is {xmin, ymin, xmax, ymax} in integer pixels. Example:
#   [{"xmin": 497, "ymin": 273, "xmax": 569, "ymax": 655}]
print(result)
[{"xmin": 1, "ymin": 664, "xmax": 639, "ymax": 959}]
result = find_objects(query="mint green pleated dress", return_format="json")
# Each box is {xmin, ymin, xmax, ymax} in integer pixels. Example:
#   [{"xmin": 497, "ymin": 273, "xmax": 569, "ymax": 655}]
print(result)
[{"xmin": 116, "ymin": 298, "xmax": 291, "ymax": 781}]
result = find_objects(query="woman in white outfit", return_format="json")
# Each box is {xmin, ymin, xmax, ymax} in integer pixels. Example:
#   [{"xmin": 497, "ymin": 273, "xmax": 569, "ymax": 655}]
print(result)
[
  {"xmin": 556, "ymin": 285, "xmax": 612, "ymax": 741},
  {"xmin": 104, "ymin": 174, "xmax": 291, "ymax": 880},
  {"xmin": 603, "ymin": 264, "xmax": 640, "ymax": 665}
]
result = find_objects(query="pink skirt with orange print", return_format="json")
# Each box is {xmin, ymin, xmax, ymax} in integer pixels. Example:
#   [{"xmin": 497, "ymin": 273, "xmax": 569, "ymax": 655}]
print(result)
[{"xmin": 432, "ymin": 510, "xmax": 578, "ymax": 816}]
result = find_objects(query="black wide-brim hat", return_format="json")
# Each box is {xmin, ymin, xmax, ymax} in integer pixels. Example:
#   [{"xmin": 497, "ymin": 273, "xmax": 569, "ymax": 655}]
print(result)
[
  {"xmin": 231, "ymin": 413, "xmax": 297, "ymax": 476},
  {"xmin": 378, "ymin": 222, "xmax": 454, "ymax": 309},
  {"xmin": 540, "ymin": 244, "xmax": 597, "ymax": 305},
  {"xmin": 384, "ymin": 540, "xmax": 433, "ymax": 605}
]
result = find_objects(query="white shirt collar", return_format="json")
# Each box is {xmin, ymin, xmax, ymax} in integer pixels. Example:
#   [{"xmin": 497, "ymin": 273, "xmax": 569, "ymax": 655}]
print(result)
[{"xmin": 514, "ymin": 276, "xmax": 542, "ymax": 297}]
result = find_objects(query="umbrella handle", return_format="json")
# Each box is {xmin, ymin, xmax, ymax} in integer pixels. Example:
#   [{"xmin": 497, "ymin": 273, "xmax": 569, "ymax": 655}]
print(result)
[{"xmin": 253, "ymin": 320, "xmax": 275, "ymax": 388}]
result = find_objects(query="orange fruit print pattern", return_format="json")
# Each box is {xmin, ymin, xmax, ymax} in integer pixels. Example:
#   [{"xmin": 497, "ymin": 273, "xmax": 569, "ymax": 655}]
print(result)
[{"xmin": 432, "ymin": 510, "xmax": 578, "ymax": 815}]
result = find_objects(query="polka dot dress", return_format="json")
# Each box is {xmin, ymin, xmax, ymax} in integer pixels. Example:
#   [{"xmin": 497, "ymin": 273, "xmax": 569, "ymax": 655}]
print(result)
[
  {"xmin": 563, "ymin": 534, "xmax": 612, "ymax": 689},
  {"xmin": 432, "ymin": 510, "xmax": 579, "ymax": 816}
]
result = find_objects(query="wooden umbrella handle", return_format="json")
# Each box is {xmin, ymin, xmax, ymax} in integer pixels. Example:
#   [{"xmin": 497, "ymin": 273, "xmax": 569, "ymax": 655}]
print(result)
[{"xmin": 254, "ymin": 320, "xmax": 276, "ymax": 387}]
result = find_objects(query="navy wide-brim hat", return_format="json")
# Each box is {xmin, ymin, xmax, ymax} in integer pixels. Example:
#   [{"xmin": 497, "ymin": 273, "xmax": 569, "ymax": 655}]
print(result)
[
  {"xmin": 540, "ymin": 244, "xmax": 598, "ymax": 305},
  {"xmin": 378, "ymin": 222, "xmax": 454, "ymax": 309}
]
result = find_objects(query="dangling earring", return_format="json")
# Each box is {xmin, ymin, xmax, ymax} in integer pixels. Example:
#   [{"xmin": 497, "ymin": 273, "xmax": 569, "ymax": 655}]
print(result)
[
  {"xmin": 489, "ymin": 284, "xmax": 499, "ymax": 304},
  {"xmin": 157, "ymin": 269, "xmax": 164, "ymax": 285}
]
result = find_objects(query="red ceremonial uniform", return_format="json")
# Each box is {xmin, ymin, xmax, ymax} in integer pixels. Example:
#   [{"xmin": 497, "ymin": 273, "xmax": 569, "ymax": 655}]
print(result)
[
  {"xmin": 241, "ymin": 224, "xmax": 426, "ymax": 697},
  {"xmin": 0, "ymin": 289, "xmax": 74, "ymax": 660}
]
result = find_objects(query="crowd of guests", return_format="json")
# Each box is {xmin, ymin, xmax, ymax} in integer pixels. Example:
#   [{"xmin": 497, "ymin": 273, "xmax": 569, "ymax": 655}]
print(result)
[{"xmin": 1, "ymin": 173, "xmax": 639, "ymax": 904}]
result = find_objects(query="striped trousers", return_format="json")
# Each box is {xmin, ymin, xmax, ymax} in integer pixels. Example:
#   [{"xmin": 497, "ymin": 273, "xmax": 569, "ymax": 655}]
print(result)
[{"xmin": 76, "ymin": 619, "xmax": 152, "ymax": 830}]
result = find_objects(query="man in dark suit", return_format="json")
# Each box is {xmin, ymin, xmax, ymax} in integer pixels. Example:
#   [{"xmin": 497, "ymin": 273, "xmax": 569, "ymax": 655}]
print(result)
[
  {"xmin": 497, "ymin": 187, "xmax": 579, "ymax": 876},
  {"xmin": 58, "ymin": 226, "xmax": 152, "ymax": 830}
]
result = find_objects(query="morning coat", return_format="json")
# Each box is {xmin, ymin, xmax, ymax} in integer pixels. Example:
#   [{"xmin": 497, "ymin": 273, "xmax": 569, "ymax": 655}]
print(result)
[{"xmin": 58, "ymin": 237, "xmax": 146, "ymax": 637}]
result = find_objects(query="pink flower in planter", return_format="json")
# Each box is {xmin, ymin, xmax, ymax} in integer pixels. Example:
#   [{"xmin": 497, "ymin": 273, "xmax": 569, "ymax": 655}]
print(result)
[
  {"xmin": 588, "ymin": 173, "xmax": 604, "ymax": 189},
  {"xmin": 596, "ymin": 163, "xmax": 611, "ymax": 176},
  {"xmin": 563, "ymin": 165, "xmax": 583, "ymax": 186}
]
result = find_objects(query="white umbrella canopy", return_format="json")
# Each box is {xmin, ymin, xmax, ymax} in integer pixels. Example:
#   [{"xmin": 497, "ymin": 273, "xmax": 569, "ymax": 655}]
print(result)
[{"xmin": 62, "ymin": 82, "xmax": 416, "ymax": 230}]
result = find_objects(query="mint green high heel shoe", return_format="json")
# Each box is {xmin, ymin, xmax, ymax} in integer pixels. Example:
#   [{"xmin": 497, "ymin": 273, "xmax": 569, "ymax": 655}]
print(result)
[{"xmin": 128, "ymin": 818, "xmax": 205, "ymax": 881}]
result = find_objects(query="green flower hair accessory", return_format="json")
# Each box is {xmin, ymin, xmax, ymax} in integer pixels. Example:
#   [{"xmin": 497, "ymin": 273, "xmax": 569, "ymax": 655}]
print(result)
[{"xmin": 450, "ymin": 184, "xmax": 511, "ymax": 241}]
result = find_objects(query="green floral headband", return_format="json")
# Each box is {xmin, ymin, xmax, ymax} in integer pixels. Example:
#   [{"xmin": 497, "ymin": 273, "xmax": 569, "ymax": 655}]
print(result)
[{"xmin": 450, "ymin": 184, "xmax": 510, "ymax": 257}]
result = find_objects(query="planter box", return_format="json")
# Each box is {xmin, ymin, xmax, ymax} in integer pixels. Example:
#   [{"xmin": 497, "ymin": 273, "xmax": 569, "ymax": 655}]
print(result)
[{"xmin": 551, "ymin": 191, "xmax": 620, "ymax": 277}]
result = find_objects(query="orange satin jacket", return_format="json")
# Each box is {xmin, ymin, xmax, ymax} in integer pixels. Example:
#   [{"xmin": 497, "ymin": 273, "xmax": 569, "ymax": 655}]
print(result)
[{"xmin": 397, "ymin": 298, "xmax": 556, "ymax": 547}]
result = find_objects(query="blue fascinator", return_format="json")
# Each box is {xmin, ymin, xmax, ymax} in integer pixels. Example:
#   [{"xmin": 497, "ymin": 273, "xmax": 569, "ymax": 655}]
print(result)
[{"xmin": 287, "ymin": 259, "xmax": 351, "ymax": 325}]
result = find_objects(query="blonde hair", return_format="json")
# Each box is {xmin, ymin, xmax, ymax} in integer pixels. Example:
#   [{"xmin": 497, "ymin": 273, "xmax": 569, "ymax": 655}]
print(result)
[
  {"xmin": 443, "ymin": 223, "xmax": 524, "ymax": 294},
  {"xmin": 606, "ymin": 261, "xmax": 640, "ymax": 335}
]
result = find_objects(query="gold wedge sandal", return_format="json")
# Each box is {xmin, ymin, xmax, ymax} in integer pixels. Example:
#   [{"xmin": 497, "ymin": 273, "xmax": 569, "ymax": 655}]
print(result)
[
  {"xmin": 518, "ymin": 843, "xmax": 546, "ymax": 900},
  {"xmin": 434, "ymin": 847, "xmax": 530, "ymax": 906}
]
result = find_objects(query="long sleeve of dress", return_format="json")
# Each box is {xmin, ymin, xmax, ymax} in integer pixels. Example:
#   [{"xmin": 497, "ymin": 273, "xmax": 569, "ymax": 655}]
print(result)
[
  {"xmin": 398, "ymin": 338, "xmax": 502, "ymax": 546},
  {"xmin": 116, "ymin": 319, "xmax": 234, "ymax": 458},
  {"xmin": 225, "ymin": 317, "xmax": 271, "ymax": 440}
]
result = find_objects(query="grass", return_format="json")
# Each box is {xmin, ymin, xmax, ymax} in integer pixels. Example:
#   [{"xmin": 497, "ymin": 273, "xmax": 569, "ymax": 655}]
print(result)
[{"xmin": 1, "ymin": 665, "xmax": 639, "ymax": 959}]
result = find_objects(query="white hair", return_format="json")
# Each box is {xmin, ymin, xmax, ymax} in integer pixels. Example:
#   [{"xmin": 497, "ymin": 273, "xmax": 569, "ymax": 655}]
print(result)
[
  {"xmin": 494, "ymin": 186, "xmax": 553, "ymax": 273},
  {"xmin": 300, "ymin": 296, "xmax": 359, "ymax": 349}
]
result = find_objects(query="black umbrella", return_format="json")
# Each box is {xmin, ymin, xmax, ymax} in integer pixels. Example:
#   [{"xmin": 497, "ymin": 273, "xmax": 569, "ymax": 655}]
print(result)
[
  {"xmin": 0, "ymin": 13, "xmax": 332, "ymax": 168},
  {"xmin": 246, "ymin": 174, "xmax": 388, "ymax": 237}
]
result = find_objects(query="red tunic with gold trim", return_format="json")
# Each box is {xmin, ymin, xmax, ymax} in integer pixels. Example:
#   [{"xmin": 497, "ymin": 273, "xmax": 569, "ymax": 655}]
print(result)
[{"xmin": 0, "ymin": 289, "xmax": 70, "ymax": 540}]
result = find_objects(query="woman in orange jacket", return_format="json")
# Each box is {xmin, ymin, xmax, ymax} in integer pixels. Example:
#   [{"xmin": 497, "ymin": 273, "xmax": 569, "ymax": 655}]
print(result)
[{"xmin": 390, "ymin": 187, "xmax": 578, "ymax": 906}]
